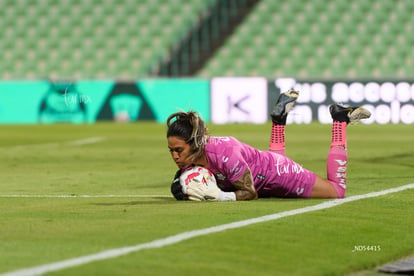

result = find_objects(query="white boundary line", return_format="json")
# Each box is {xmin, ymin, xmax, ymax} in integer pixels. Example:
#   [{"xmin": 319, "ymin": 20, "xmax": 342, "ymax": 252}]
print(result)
[
  {"xmin": 0, "ymin": 195, "xmax": 172, "ymax": 198},
  {"xmin": 0, "ymin": 137, "xmax": 105, "ymax": 151},
  {"xmin": 2, "ymin": 183, "xmax": 414, "ymax": 276},
  {"xmin": 64, "ymin": 137, "xmax": 106, "ymax": 146}
]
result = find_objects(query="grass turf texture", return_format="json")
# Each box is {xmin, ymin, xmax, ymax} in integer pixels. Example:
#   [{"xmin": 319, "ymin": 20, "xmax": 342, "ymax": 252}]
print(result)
[{"xmin": 0, "ymin": 122, "xmax": 413, "ymax": 275}]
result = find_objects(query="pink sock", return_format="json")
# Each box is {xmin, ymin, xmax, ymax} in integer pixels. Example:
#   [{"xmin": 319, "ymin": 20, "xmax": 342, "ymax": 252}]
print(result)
[
  {"xmin": 331, "ymin": 121, "xmax": 347, "ymax": 148},
  {"xmin": 269, "ymin": 124, "xmax": 285, "ymax": 156},
  {"xmin": 327, "ymin": 121, "xmax": 348, "ymax": 198},
  {"xmin": 327, "ymin": 147, "xmax": 348, "ymax": 198}
]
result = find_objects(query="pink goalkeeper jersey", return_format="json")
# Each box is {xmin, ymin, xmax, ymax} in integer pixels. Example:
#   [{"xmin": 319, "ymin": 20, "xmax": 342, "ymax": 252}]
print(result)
[{"xmin": 204, "ymin": 136, "xmax": 316, "ymax": 198}]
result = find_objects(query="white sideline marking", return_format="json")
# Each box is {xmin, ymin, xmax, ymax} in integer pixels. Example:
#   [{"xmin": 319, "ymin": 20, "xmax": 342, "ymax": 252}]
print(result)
[
  {"xmin": 0, "ymin": 194, "xmax": 171, "ymax": 198},
  {"xmin": 65, "ymin": 137, "xmax": 106, "ymax": 146},
  {"xmin": 0, "ymin": 137, "xmax": 105, "ymax": 151},
  {"xmin": 2, "ymin": 183, "xmax": 414, "ymax": 276}
]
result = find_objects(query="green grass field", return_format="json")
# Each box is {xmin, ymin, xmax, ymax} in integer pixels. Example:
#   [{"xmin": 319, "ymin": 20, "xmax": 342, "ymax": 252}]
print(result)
[{"xmin": 0, "ymin": 122, "xmax": 413, "ymax": 275}]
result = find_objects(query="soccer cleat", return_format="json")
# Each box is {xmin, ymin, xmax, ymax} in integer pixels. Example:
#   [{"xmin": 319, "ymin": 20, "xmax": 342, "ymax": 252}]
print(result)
[
  {"xmin": 270, "ymin": 89, "xmax": 299, "ymax": 124},
  {"xmin": 329, "ymin": 104, "xmax": 371, "ymax": 124}
]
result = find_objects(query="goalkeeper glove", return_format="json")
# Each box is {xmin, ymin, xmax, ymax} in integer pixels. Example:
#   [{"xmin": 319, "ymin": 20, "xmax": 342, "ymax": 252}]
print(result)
[
  {"xmin": 170, "ymin": 169, "xmax": 188, "ymax": 200},
  {"xmin": 186, "ymin": 180, "xmax": 236, "ymax": 201}
]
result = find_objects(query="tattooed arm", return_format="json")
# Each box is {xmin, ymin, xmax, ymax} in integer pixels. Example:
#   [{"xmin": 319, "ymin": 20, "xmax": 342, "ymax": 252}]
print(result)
[{"xmin": 232, "ymin": 168, "xmax": 258, "ymax": 200}]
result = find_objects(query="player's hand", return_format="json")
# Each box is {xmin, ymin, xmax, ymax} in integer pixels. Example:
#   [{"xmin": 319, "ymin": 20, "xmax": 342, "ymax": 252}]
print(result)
[
  {"xmin": 170, "ymin": 169, "xmax": 188, "ymax": 200},
  {"xmin": 186, "ymin": 180, "xmax": 236, "ymax": 201},
  {"xmin": 186, "ymin": 178, "xmax": 221, "ymax": 201}
]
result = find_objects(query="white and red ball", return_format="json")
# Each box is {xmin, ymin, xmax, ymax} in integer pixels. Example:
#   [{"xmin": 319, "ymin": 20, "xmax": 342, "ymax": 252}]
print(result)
[{"xmin": 179, "ymin": 166, "xmax": 217, "ymax": 195}]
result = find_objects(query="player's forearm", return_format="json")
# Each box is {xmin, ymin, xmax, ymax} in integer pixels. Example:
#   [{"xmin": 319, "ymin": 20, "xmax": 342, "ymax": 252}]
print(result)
[
  {"xmin": 232, "ymin": 169, "xmax": 258, "ymax": 200},
  {"xmin": 235, "ymin": 189, "xmax": 258, "ymax": 200}
]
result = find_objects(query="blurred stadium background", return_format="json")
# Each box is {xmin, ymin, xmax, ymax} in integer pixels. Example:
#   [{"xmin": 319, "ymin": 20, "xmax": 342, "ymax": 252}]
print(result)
[{"xmin": 0, "ymin": 0, "xmax": 413, "ymax": 124}]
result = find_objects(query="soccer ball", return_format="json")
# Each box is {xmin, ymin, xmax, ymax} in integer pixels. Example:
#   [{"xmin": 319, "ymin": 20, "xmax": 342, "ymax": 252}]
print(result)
[{"xmin": 179, "ymin": 166, "xmax": 217, "ymax": 195}]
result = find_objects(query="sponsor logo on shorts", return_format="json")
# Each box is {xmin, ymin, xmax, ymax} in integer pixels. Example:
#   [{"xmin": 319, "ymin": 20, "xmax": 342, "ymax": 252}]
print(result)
[{"xmin": 275, "ymin": 156, "xmax": 305, "ymax": 176}]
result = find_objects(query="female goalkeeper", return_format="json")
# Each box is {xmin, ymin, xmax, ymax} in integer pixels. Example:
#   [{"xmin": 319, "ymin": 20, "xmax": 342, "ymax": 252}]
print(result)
[{"xmin": 167, "ymin": 90, "xmax": 371, "ymax": 201}]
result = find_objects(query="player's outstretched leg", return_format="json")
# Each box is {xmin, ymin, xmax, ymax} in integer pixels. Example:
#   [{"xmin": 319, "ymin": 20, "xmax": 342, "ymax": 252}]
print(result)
[
  {"xmin": 269, "ymin": 89, "xmax": 299, "ymax": 156},
  {"xmin": 327, "ymin": 104, "xmax": 371, "ymax": 198}
]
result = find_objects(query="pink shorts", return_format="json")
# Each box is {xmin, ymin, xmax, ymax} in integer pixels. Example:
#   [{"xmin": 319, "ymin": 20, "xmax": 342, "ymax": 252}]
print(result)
[{"xmin": 257, "ymin": 164, "xmax": 316, "ymax": 198}]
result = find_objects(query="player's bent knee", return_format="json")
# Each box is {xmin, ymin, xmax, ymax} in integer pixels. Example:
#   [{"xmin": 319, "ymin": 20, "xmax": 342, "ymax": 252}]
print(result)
[{"xmin": 310, "ymin": 176, "xmax": 339, "ymax": 198}]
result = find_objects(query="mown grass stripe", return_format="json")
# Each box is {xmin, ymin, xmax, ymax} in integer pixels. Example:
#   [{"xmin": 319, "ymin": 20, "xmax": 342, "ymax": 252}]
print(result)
[
  {"xmin": 0, "ymin": 137, "xmax": 105, "ymax": 151},
  {"xmin": 0, "ymin": 194, "xmax": 171, "ymax": 198}
]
